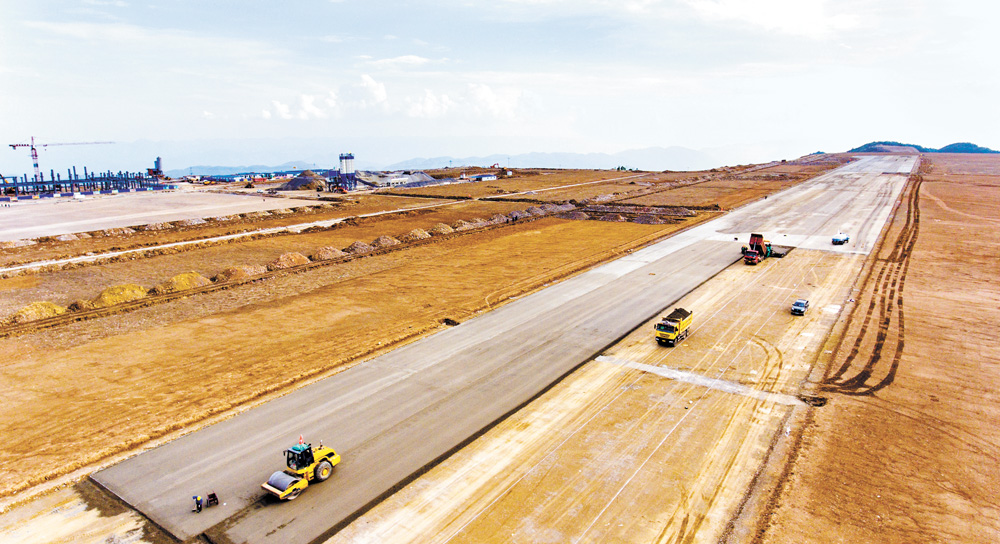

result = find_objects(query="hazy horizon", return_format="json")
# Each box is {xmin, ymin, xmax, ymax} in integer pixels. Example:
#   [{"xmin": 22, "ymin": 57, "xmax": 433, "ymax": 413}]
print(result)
[{"xmin": 2, "ymin": 1, "xmax": 997, "ymax": 177}]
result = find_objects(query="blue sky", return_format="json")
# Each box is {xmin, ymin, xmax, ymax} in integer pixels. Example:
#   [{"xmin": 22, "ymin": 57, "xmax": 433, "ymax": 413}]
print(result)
[{"xmin": 1, "ymin": 0, "xmax": 997, "ymax": 175}]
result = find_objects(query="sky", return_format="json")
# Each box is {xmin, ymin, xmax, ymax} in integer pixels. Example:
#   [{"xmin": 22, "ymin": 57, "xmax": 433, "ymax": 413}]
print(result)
[{"xmin": 1, "ymin": 0, "xmax": 997, "ymax": 175}]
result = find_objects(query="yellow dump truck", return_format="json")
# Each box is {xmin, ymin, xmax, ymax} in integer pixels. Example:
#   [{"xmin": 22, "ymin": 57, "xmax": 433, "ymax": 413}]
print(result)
[{"xmin": 654, "ymin": 308, "xmax": 693, "ymax": 346}]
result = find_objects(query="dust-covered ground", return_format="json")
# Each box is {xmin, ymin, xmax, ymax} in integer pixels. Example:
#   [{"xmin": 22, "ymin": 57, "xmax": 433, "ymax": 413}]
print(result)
[
  {"xmin": 0, "ymin": 159, "xmax": 883, "ymax": 543},
  {"xmin": 759, "ymin": 154, "xmax": 1000, "ymax": 543}
]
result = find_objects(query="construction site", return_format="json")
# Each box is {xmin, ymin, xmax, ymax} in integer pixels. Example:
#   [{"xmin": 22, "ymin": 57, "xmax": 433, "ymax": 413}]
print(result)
[{"xmin": 0, "ymin": 151, "xmax": 997, "ymax": 544}]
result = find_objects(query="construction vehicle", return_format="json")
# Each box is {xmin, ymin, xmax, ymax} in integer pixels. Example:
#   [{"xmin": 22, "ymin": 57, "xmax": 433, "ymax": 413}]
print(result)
[
  {"xmin": 742, "ymin": 233, "xmax": 773, "ymax": 265},
  {"xmin": 654, "ymin": 308, "xmax": 693, "ymax": 346},
  {"xmin": 261, "ymin": 437, "xmax": 341, "ymax": 501},
  {"xmin": 832, "ymin": 233, "xmax": 850, "ymax": 245}
]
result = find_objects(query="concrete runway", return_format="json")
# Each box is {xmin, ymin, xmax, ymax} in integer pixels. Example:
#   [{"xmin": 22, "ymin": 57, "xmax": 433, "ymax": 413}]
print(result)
[
  {"xmin": 0, "ymin": 190, "xmax": 320, "ymax": 242},
  {"xmin": 90, "ymin": 155, "xmax": 914, "ymax": 543}
]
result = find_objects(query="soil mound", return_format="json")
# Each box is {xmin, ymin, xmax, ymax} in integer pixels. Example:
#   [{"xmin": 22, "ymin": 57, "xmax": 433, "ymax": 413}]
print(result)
[
  {"xmin": 280, "ymin": 170, "xmax": 327, "ymax": 190},
  {"xmin": 310, "ymin": 246, "xmax": 346, "ymax": 261},
  {"xmin": 633, "ymin": 215, "xmax": 667, "ymax": 225},
  {"xmin": 525, "ymin": 206, "xmax": 546, "ymax": 216},
  {"xmin": 271, "ymin": 208, "xmax": 293, "ymax": 215},
  {"xmin": 558, "ymin": 211, "xmax": 590, "ymax": 220},
  {"xmin": 267, "ymin": 252, "xmax": 310, "ymax": 270},
  {"xmin": 489, "ymin": 214, "xmax": 509, "ymax": 224},
  {"xmin": 91, "ymin": 284, "xmax": 148, "ymax": 308},
  {"xmin": 151, "ymin": 272, "xmax": 212, "ymax": 295},
  {"xmin": 399, "ymin": 228, "xmax": 431, "ymax": 242},
  {"xmin": 143, "ymin": 222, "xmax": 172, "ymax": 231},
  {"xmin": 55, "ymin": 234, "xmax": 78, "ymax": 242},
  {"xmin": 598, "ymin": 214, "xmax": 626, "ymax": 222},
  {"xmin": 12, "ymin": 302, "xmax": 67, "ymax": 324},
  {"xmin": 345, "ymin": 241, "xmax": 373, "ymax": 254},
  {"xmin": 213, "ymin": 265, "xmax": 266, "ymax": 283},
  {"xmin": 176, "ymin": 218, "xmax": 207, "ymax": 227},
  {"xmin": 372, "ymin": 235, "xmax": 400, "ymax": 249},
  {"xmin": 508, "ymin": 210, "xmax": 530, "ymax": 221},
  {"xmin": 452, "ymin": 220, "xmax": 475, "ymax": 231},
  {"xmin": 429, "ymin": 223, "xmax": 454, "ymax": 236}
]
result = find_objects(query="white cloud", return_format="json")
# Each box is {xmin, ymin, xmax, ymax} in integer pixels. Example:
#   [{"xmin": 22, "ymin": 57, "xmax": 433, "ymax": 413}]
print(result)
[
  {"xmin": 359, "ymin": 74, "xmax": 388, "ymax": 109},
  {"xmin": 272, "ymin": 101, "xmax": 293, "ymax": 120},
  {"xmin": 300, "ymin": 94, "xmax": 327, "ymax": 119},
  {"xmin": 405, "ymin": 90, "xmax": 455, "ymax": 118},
  {"xmin": 466, "ymin": 83, "xmax": 520, "ymax": 119}
]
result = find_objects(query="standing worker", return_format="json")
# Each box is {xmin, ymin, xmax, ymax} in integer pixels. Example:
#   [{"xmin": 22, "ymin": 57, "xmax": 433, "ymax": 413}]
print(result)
[{"xmin": 193, "ymin": 495, "xmax": 203, "ymax": 513}]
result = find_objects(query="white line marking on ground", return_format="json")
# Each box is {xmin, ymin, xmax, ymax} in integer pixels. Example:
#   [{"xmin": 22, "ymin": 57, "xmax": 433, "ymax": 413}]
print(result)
[{"xmin": 596, "ymin": 355, "xmax": 804, "ymax": 406}]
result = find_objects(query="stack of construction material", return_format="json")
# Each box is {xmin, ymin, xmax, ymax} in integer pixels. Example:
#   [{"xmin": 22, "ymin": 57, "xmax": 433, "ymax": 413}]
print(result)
[{"xmin": 279, "ymin": 170, "xmax": 327, "ymax": 191}]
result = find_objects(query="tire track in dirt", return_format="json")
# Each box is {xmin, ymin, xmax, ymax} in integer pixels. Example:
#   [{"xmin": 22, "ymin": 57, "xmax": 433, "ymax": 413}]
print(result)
[
  {"xmin": 563, "ymin": 257, "xmax": 824, "ymax": 543},
  {"xmin": 822, "ymin": 170, "xmax": 922, "ymax": 395},
  {"xmin": 431, "ymin": 256, "xmax": 803, "ymax": 544}
]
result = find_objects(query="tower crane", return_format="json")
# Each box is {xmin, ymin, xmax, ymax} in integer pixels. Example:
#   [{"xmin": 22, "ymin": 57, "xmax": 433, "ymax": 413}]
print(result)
[{"xmin": 8, "ymin": 136, "xmax": 114, "ymax": 182}]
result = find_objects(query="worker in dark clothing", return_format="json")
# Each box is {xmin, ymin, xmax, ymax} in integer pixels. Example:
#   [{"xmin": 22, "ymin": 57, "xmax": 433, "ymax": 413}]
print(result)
[{"xmin": 193, "ymin": 495, "xmax": 203, "ymax": 513}]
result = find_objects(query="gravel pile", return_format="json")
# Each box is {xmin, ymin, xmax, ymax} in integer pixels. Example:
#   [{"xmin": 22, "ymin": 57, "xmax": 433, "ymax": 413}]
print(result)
[
  {"xmin": 213, "ymin": 265, "xmax": 267, "ymax": 283},
  {"xmin": 11, "ymin": 301, "xmax": 67, "ymax": 324},
  {"xmin": 345, "ymin": 241, "xmax": 374, "ymax": 254},
  {"xmin": 429, "ymin": 223, "xmax": 454, "ymax": 236},
  {"xmin": 267, "ymin": 252, "xmax": 311, "ymax": 270},
  {"xmin": 310, "ymin": 246, "xmax": 346, "ymax": 261},
  {"xmin": 399, "ymin": 228, "xmax": 431, "ymax": 242},
  {"xmin": 90, "ymin": 284, "xmax": 148, "ymax": 308},
  {"xmin": 151, "ymin": 271, "xmax": 212, "ymax": 295},
  {"xmin": 371, "ymin": 235, "xmax": 400, "ymax": 248},
  {"xmin": 452, "ymin": 220, "xmax": 475, "ymax": 231}
]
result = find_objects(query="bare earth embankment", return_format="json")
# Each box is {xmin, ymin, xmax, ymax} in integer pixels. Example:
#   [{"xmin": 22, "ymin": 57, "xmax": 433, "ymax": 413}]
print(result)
[{"xmin": 760, "ymin": 154, "xmax": 1000, "ymax": 543}]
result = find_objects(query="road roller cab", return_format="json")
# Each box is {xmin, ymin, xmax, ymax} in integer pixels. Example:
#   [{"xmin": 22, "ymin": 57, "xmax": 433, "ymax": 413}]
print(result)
[{"xmin": 261, "ymin": 439, "xmax": 341, "ymax": 501}]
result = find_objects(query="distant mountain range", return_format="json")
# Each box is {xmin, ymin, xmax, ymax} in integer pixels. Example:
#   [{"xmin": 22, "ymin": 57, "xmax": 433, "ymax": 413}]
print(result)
[
  {"xmin": 384, "ymin": 147, "xmax": 721, "ymax": 172},
  {"xmin": 165, "ymin": 161, "xmax": 318, "ymax": 178},
  {"xmin": 849, "ymin": 141, "xmax": 998, "ymax": 154},
  {"xmin": 164, "ymin": 141, "xmax": 998, "ymax": 178},
  {"xmin": 165, "ymin": 146, "xmax": 724, "ymax": 177}
]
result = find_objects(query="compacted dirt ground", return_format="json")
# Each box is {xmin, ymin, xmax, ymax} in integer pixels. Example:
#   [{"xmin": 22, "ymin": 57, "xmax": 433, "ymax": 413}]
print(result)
[
  {"xmin": 9, "ymin": 155, "xmax": 989, "ymax": 544},
  {"xmin": 1, "ymin": 166, "xmax": 813, "ymax": 508},
  {"xmin": 758, "ymin": 154, "xmax": 1000, "ymax": 543}
]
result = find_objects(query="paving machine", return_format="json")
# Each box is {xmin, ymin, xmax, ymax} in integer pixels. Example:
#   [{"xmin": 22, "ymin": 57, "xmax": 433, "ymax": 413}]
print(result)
[{"xmin": 261, "ymin": 437, "xmax": 341, "ymax": 501}]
